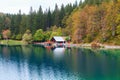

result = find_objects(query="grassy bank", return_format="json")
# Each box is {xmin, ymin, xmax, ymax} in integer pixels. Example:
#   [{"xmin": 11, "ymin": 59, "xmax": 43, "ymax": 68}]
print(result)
[{"xmin": 0, "ymin": 40, "xmax": 23, "ymax": 45}]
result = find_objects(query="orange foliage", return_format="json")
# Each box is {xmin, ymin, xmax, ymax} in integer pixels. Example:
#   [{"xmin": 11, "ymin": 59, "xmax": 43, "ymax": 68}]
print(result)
[
  {"xmin": 65, "ymin": 1, "xmax": 120, "ymax": 43},
  {"xmin": 2, "ymin": 29, "xmax": 11, "ymax": 39}
]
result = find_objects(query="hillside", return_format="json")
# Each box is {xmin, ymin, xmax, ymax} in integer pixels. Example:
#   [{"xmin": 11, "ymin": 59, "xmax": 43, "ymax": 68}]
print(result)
[
  {"xmin": 0, "ymin": 0, "xmax": 120, "ymax": 45},
  {"xmin": 63, "ymin": 0, "xmax": 120, "ymax": 45}
]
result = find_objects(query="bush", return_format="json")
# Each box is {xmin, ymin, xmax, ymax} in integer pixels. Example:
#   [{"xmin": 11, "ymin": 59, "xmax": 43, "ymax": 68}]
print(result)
[
  {"xmin": 65, "ymin": 36, "xmax": 71, "ymax": 42},
  {"xmin": 84, "ymin": 34, "xmax": 93, "ymax": 43},
  {"xmin": 33, "ymin": 29, "xmax": 44, "ymax": 41},
  {"xmin": 16, "ymin": 34, "xmax": 22, "ymax": 40},
  {"xmin": 22, "ymin": 30, "xmax": 33, "ymax": 44},
  {"xmin": 0, "ymin": 34, "xmax": 2, "ymax": 40},
  {"xmin": 11, "ymin": 34, "xmax": 16, "ymax": 40},
  {"xmin": 91, "ymin": 42, "xmax": 101, "ymax": 48}
]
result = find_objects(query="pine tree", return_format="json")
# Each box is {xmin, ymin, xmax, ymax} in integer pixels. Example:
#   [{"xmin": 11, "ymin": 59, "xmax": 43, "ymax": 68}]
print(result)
[
  {"xmin": 59, "ymin": 4, "xmax": 65, "ymax": 27},
  {"xmin": 36, "ymin": 6, "xmax": 44, "ymax": 30},
  {"xmin": 47, "ymin": 8, "xmax": 52, "ymax": 28},
  {"xmin": 53, "ymin": 4, "xmax": 60, "ymax": 26}
]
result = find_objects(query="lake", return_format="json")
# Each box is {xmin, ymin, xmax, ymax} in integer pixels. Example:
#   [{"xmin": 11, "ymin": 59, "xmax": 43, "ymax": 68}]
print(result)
[{"xmin": 0, "ymin": 45, "xmax": 120, "ymax": 80}]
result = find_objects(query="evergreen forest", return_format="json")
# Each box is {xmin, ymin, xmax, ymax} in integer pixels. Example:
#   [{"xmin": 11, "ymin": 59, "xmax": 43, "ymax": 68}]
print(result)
[{"xmin": 0, "ymin": 0, "xmax": 120, "ymax": 45}]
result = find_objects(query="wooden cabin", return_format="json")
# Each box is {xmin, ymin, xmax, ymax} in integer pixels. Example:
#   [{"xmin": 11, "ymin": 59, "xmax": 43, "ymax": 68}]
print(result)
[{"xmin": 51, "ymin": 36, "xmax": 66, "ymax": 47}]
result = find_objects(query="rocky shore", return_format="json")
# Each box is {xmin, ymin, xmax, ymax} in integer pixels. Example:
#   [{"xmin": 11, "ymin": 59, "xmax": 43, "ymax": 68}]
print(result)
[{"xmin": 79, "ymin": 43, "xmax": 120, "ymax": 49}]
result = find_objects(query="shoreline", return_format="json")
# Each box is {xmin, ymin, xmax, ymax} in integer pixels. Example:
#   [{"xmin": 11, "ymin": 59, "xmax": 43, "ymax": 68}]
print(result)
[
  {"xmin": 34, "ymin": 42, "xmax": 120, "ymax": 49},
  {"xmin": 0, "ymin": 40, "xmax": 120, "ymax": 49},
  {"xmin": 102, "ymin": 45, "xmax": 120, "ymax": 49},
  {"xmin": 78, "ymin": 43, "xmax": 120, "ymax": 49}
]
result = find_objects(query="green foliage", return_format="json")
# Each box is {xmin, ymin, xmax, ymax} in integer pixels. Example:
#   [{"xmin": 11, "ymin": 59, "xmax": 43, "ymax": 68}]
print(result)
[
  {"xmin": 49, "ymin": 26, "xmax": 63, "ymax": 39},
  {"xmin": 1, "ymin": 0, "xmax": 120, "ymax": 45},
  {"xmin": 0, "ymin": 3, "xmax": 76, "ymax": 36},
  {"xmin": 33, "ymin": 29, "xmax": 44, "ymax": 41},
  {"xmin": 0, "ymin": 34, "xmax": 2, "ymax": 40},
  {"xmin": 25, "ymin": 29, "xmax": 31, "ymax": 34},
  {"xmin": 16, "ymin": 34, "xmax": 22, "ymax": 40},
  {"xmin": 49, "ymin": 32, "xmax": 60, "ymax": 40},
  {"xmin": 44, "ymin": 31, "xmax": 51, "ymax": 41},
  {"xmin": 22, "ymin": 29, "xmax": 32, "ymax": 44},
  {"xmin": 11, "ymin": 34, "xmax": 16, "ymax": 40},
  {"xmin": 65, "ymin": 36, "xmax": 71, "ymax": 41}
]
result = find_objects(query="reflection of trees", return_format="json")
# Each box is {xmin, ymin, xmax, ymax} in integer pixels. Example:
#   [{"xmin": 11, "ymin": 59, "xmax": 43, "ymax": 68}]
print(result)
[
  {"xmin": 64, "ymin": 48, "xmax": 87, "ymax": 77},
  {"xmin": 63, "ymin": 48, "xmax": 120, "ymax": 79},
  {"xmin": 0, "ymin": 45, "xmax": 120, "ymax": 79},
  {"xmin": 2, "ymin": 46, "xmax": 10, "ymax": 59},
  {"xmin": 33, "ymin": 46, "xmax": 44, "ymax": 57},
  {"xmin": 0, "ymin": 45, "xmax": 23, "ymax": 70},
  {"xmin": 65, "ymin": 48, "xmax": 72, "ymax": 54},
  {"xmin": 32, "ymin": 45, "xmax": 45, "ymax": 62},
  {"xmin": 22, "ymin": 45, "xmax": 32, "ymax": 58}
]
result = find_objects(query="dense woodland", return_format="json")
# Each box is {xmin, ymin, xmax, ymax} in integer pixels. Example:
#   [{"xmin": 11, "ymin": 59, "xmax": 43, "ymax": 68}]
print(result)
[
  {"xmin": 0, "ymin": 0, "xmax": 120, "ymax": 45},
  {"xmin": 0, "ymin": 1, "xmax": 78, "ymax": 41}
]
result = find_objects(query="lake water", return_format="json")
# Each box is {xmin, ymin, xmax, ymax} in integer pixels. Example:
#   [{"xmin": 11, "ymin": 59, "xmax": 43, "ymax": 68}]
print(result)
[{"xmin": 0, "ymin": 45, "xmax": 120, "ymax": 80}]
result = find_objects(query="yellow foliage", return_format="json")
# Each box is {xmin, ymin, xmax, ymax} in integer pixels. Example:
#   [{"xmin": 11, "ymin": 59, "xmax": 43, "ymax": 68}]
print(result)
[{"xmin": 64, "ymin": 1, "xmax": 120, "ymax": 44}]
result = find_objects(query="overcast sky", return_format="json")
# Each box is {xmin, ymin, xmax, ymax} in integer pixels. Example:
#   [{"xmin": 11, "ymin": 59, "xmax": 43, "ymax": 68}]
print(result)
[{"xmin": 0, "ymin": 0, "xmax": 81, "ymax": 14}]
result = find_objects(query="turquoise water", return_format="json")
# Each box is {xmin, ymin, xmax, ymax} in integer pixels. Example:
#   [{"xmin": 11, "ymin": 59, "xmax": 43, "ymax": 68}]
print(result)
[{"xmin": 0, "ymin": 45, "xmax": 120, "ymax": 80}]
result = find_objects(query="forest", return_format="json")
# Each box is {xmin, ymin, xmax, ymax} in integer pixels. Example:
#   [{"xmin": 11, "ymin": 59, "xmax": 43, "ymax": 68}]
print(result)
[
  {"xmin": 0, "ymin": 1, "xmax": 78, "ymax": 41},
  {"xmin": 0, "ymin": 0, "xmax": 120, "ymax": 45}
]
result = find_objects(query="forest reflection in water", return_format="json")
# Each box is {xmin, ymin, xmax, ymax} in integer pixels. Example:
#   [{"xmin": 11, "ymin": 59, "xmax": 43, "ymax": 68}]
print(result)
[{"xmin": 0, "ymin": 45, "xmax": 120, "ymax": 80}]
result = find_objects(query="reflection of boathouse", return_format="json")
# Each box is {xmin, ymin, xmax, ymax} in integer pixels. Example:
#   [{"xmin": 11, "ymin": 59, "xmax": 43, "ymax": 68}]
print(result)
[{"xmin": 51, "ymin": 36, "xmax": 66, "ymax": 47}]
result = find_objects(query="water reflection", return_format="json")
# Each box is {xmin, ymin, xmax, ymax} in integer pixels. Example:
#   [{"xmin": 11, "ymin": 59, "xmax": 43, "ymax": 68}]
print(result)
[
  {"xmin": 53, "ymin": 47, "xmax": 65, "ymax": 60},
  {"xmin": 2, "ymin": 46, "xmax": 10, "ymax": 60},
  {"xmin": 0, "ymin": 45, "xmax": 120, "ymax": 80}
]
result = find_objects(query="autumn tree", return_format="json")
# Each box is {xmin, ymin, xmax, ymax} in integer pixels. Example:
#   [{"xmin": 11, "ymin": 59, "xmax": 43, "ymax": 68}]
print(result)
[
  {"xmin": 2, "ymin": 29, "xmax": 11, "ymax": 40},
  {"xmin": 2, "ymin": 29, "xmax": 11, "ymax": 44}
]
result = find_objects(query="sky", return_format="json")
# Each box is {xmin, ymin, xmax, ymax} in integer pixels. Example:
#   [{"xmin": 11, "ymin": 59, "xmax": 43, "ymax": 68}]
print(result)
[{"xmin": 0, "ymin": 0, "xmax": 81, "ymax": 14}]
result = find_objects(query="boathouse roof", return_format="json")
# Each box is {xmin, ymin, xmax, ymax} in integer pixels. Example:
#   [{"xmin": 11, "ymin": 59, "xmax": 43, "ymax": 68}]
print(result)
[{"xmin": 52, "ymin": 36, "xmax": 65, "ymax": 42}]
